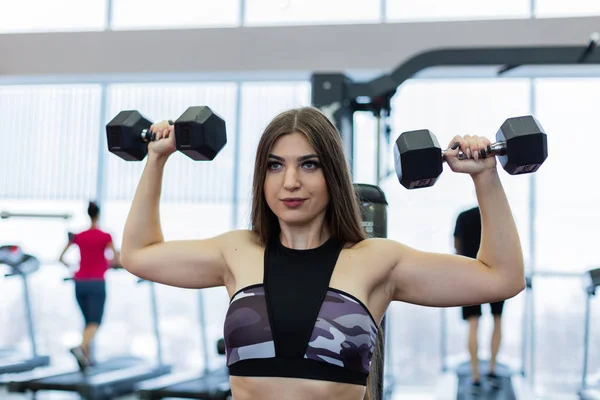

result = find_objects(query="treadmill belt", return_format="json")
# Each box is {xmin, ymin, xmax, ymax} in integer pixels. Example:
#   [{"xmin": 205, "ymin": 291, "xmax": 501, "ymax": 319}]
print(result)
[
  {"xmin": 34, "ymin": 356, "xmax": 144, "ymax": 384},
  {"xmin": 457, "ymin": 374, "xmax": 515, "ymax": 400},
  {"xmin": 456, "ymin": 360, "xmax": 516, "ymax": 400}
]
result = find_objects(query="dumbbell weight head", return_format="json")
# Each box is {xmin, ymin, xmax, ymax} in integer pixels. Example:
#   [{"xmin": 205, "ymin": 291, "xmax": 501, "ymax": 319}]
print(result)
[
  {"xmin": 495, "ymin": 115, "xmax": 548, "ymax": 175},
  {"xmin": 175, "ymin": 106, "xmax": 227, "ymax": 161},
  {"xmin": 106, "ymin": 110, "xmax": 153, "ymax": 161},
  {"xmin": 393, "ymin": 129, "xmax": 444, "ymax": 189}
]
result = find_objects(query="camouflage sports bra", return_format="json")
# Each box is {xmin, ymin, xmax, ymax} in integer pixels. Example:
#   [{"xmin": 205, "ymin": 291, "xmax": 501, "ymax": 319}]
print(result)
[{"xmin": 223, "ymin": 236, "xmax": 378, "ymax": 386}]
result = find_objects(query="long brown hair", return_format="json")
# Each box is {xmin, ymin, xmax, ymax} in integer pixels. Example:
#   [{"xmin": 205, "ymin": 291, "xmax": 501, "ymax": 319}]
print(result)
[
  {"xmin": 250, "ymin": 106, "xmax": 384, "ymax": 400},
  {"xmin": 250, "ymin": 106, "xmax": 365, "ymax": 245}
]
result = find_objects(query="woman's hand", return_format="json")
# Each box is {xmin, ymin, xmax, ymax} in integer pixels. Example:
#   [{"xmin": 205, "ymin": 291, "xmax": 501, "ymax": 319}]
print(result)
[
  {"xmin": 148, "ymin": 120, "xmax": 176, "ymax": 160},
  {"xmin": 443, "ymin": 135, "xmax": 497, "ymax": 176}
]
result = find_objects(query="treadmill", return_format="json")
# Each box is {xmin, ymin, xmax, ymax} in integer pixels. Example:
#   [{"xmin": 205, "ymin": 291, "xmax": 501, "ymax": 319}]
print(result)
[
  {"xmin": 0, "ymin": 245, "xmax": 50, "ymax": 375},
  {"xmin": 136, "ymin": 290, "xmax": 231, "ymax": 399},
  {"xmin": 578, "ymin": 268, "xmax": 600, "ymax": 400},
  {"xmin": 7, "ymin": 276, "xmax": 172, "ymax": 400},
  {"xmin": 137, "ymin": 339, "xmax": 230, "ymax": 400},
  {"xmin": 455, "ymin": 360, "xmax": 516, "ymax": 400}
]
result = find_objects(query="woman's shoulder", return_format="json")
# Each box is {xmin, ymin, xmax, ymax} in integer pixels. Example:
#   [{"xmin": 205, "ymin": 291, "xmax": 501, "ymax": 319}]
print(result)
[
  {"xmin": 218, "ymin": 229, "xmax": 262, "ymax": 248},
  {"xmin": 345, "ymin": 237, "xmax": 395, "ymax": 251},
  {"xmin": 345, "ymin": 237, "xmax": 409, "ymax": 265}
]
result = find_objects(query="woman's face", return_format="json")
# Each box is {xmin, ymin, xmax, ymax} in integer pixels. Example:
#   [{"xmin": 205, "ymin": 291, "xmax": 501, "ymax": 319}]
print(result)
[{"xmin": 264, "ymin": 132, "xmax": 329, "ymax": 226}]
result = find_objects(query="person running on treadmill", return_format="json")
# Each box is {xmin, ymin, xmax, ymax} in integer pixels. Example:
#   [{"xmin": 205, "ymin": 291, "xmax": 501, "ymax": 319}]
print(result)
[
  {"xmin": 59, "ymin": 201, "xmax": 119, "ymax": 371},
  {"xmin": 454, "ymin": 206, "xmax": 504, "ymax": 393}
]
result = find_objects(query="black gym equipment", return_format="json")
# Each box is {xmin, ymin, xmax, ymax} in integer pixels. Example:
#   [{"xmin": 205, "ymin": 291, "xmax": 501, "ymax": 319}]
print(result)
[
  {"xmin": 0, "ymin": 245, "xmax": 50, "ymax": 375},
  {"xmin": 354, "ymin": 183, "xmax": 390, "ymax": 400},
  {"xmin": 106, "ymin": 106, "xmax": 227, "ymax": 161},
  {"xmin": 136, "ymin": 289, "xmax": 231, "ymax": 400},
  {"xmin": 7, "ymin": 276, "xmax": 172, "ymax": 400},
  {"xmin": 393, "ymin": 115, "xmax": 548, "ymax": 190},
  {"xmin": 579, "ymin": 268, "xmax": 600, "ymax": 400}
]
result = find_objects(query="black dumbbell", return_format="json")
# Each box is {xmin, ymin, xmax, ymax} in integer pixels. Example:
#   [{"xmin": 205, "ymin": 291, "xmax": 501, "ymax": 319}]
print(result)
[
  {"xmin": 106, "ymin": 106, "xmax": 227, "ymax": 161},
  {"xmin": 393, "ymin": 115, "xmax": 548, "ymax": 190}
]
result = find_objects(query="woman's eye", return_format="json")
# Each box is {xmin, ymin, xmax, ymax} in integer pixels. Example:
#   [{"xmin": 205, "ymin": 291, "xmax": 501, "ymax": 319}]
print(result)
[
  {"xmin": 268, "ymin": 162, "xmax": 282, "ymax": 171},
  {"xmin": 302, "ymin": 161, "xmax": 319, "ymax": 170}
]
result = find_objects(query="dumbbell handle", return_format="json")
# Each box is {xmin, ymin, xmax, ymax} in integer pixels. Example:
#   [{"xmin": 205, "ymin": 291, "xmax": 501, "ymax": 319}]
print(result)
[
  {"xmin": 443, "ymin": 140, "xmax": 506, "ymax": 160},
  {"xmin": 140, "ymin": 129, "xmax": 156, "ymax": 143},
  {"xmin": 140, "ymin": 120, "xmax": 174, "ymax": 143}
]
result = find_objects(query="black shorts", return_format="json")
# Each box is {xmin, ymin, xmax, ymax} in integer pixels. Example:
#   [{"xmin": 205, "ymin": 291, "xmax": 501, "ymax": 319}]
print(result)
[
  {"xmin": 462, "ymin": 300, "xmax": 505, "ymax": 320},
  {"xmin": 75, "ymin": 280, "xmax": 106, "ymax": 325}
]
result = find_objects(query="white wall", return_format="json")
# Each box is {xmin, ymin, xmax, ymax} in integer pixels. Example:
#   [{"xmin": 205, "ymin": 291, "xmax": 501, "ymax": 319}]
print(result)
[{"xmin": 2, "ymin": 16, "xmax": 600, "ymax": 82}]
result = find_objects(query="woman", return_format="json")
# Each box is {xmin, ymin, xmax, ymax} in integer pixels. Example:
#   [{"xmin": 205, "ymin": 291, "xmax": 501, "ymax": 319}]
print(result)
[
  {"xmin": 59, "ymin": 201, "xmax": 119, "ymax": 371},
  {"xmin": 120, "ymin": 107, "xmax": 525, "ymax": 400}
]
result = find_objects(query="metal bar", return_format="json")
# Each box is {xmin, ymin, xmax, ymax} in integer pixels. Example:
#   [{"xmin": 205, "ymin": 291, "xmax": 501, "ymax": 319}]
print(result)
[
  {"xmin": 440, "ymin": 308, "xmax": 447, "ymax": 372},
  {"xmin": 197, "ymin": 291, "xmax": 210, "ymax": 374},
  {"xmin": 311, "ymin": 73, "xmax": 355, "ymax": 175},
  {"xmin": 348, "ymin": 44, "xmax": 600, "ymax": 99},
  {"xmin": 231, "ymin": 82, "xmax": 242, "ymax": 228},
  {"xmin": 95, "ymin": 83, "xmax": 109, "ymax": 213},
  {"xmin": 531, "ymin": 270, "xmax": 584, "ymax": 278},
  {"xmin": 239, "ymin": 0, "xmax": 246, "ymax": 26},
  {"xmin": 581, "ymin": 291, "xmax": 592, "ymax": 391},
  {"xmin": 148, "ymin": 282, "xmax": 164, "ymax": 365},
  {"xmin": 528, "ymin": 78, "xmax": 537, "ymax": 388},
  {"xmin": 21, "ymin": 274, "xmax": 38, "ymax": 357},
  {"xmin": 375, "ymin": 114, "xmax": 382, "ymax": 185},
  {"xmin": 0, "ymin": 211, "xmax": 71, "ymax": 219},
  {"xmin": 521, "ymin": 278, "xmax": 530, "ymax": 377},
  {"xmin": 105, "ymin": 0, "xmax": 114, "ymax": 30},
  {"xmin": 522, "ymin": 79, "xmax": 541, "ymax": 391}
]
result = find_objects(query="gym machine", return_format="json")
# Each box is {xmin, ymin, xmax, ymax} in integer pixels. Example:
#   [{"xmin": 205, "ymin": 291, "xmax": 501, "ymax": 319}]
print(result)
[
  {"xmin": 0, "ymin": 245, "xmax": 50, "ymax": 375},
  {"xmin": 579, "ymin": 268, "xmax": 600, "ymax": 400},
  {"xmin": 308, "ymin": 32, "xmax": 600, "ymax": 400},
  {"xmin": 354, "ymin": 183, "xmax": 389, "ymax": 399},
  {"xmin": 136, "ymin": 290, "xmax": 231, "ymax": 400},
  {"xmin": 7, "ymin": 274, "xmax": 172, "ymax": 400}
]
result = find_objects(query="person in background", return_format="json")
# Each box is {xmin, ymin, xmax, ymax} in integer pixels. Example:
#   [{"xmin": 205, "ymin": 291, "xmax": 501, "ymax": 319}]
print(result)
[
  {"xmin": 59, "ymin": 201, "xmax": 119, "ymax": 371},
  {"xmin": 454, "ymin": 206, "xmax": 504, "ymax": 393}
]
